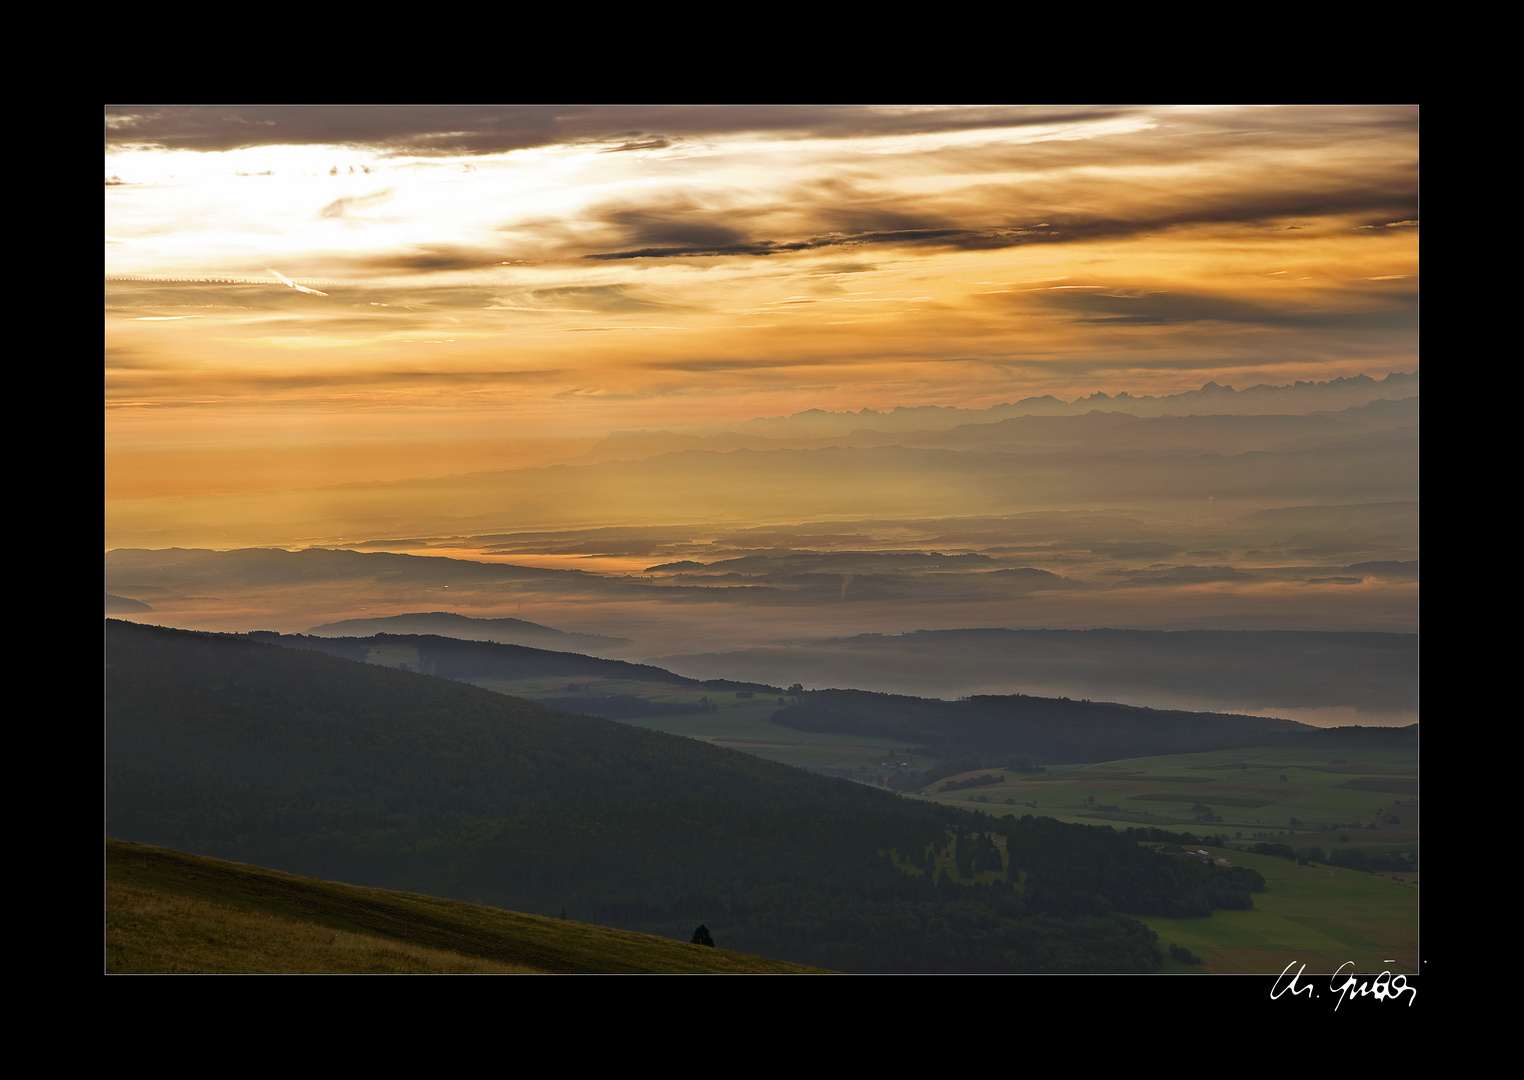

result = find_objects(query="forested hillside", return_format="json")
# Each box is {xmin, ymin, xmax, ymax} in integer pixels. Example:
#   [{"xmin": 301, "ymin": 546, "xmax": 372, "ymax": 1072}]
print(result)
[
  {"xmin": 254, "ymin": 630, "xmax": 713, "ymax": 687},
  {"xmin": 106, "ymin": 620, "xmax": 1254, "ymax": 972},
  {"xmin": 772, "ymin": 689, "xmax": 1312, "ymax": 764}
]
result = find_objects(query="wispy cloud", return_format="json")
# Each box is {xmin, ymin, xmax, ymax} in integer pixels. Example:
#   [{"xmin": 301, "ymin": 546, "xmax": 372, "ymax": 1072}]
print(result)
[
  {"xmin": 106, "ymin": 105, "xmax": 1418, "ymax": 518},
  {"xmin": 267, "ymin": 269, "xmax": 328, "ymax": 297}
]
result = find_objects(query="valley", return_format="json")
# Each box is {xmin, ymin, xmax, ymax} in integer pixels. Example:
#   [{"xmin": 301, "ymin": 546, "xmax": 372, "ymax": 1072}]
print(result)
[{"xmin": 105, "ymin": 619, "xmax": 1417, "ymax": 974}]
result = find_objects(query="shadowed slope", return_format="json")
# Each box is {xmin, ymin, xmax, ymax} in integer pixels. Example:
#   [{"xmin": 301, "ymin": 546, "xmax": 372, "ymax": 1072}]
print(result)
[
  {"xmin": 107, "ymin": 839, "xmax": 824, "ymax": 973},
  {"xmin": 103, "ymin": 619, "xmax": 1176, "ymax": 971}
]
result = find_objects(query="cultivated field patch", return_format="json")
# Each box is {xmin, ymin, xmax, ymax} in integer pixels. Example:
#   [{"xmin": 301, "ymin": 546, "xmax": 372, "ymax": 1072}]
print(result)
[{"xmin": 1136, "ymin": 847, "xmax": 1417, "ymax": 975}]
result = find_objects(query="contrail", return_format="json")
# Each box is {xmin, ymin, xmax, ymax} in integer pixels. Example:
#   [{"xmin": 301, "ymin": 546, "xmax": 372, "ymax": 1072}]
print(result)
[{"xmin": 268, "ymin": 269, "xmax": 329, "ymax": 297}]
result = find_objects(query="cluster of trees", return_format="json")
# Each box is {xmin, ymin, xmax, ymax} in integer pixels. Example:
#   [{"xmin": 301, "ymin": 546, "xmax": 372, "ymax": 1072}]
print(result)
[
  {"xmin": 949, "ymin": 827, "xmax": 1005, "ymax": 878},
  {"xmin": 1248, "ymin": 841, "xmax": 1298, "ymax": 860},
  {"xmin": 941, "ymin": 774, "xmax": 1004, "ymax": 793},
  {"xmin": 1169, "ymin": 943, "xmax": 1203, "ymax": 964},
  {"xmin": 884, "ymin": 758, "xmax": 985, "ymax": 793},
  {"xmin": 1325, "ymin": 849, "xmax": 1416, "ymax": 872},
  {"xmin": 1011, "ymin": 819, "xmax": 1263, "ymax": 919}
]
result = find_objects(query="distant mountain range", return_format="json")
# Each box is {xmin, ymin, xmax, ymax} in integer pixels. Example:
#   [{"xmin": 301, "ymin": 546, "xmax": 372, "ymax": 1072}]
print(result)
[
  {"xmin": 104, "ymin": 374, "xmax": 1420, "ymax": 571},
  {"xmin": 307, "ymin": 611, "xmax": 631, "ymax": 654},
  {"xmin": 254, "ymin": 629, "xmax": 705, "ymax": 689},
  {"xmin": 243, "ymin": 627, "xmax": 1365, "ymax": 764},
  {"xmin": 578, "ymin": 373, "xmax": 1419, "ymax": 461},
  {"xmin": 652, "ymin": 627, "xmax": 1419, "ymax": 715}
]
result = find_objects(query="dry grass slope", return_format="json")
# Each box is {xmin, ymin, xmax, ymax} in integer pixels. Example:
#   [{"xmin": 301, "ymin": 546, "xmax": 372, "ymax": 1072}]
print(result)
[{"xmin": 106, "ymin": 840, "xmax": 828, "ymax": 974}]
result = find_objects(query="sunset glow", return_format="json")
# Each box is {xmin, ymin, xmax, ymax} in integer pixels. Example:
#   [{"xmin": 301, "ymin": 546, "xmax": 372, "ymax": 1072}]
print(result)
[
  {"xmin": 107, "ymin": 106, "xmax": 1416, "ymax": 500},
  {"xmin": 106, "ymin": 106, "xmax": 1418, "ymax": 717}
]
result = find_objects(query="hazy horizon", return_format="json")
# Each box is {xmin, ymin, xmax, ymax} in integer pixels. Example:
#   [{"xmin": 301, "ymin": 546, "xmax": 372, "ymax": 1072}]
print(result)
[{"xmin": 106, "ymin": 105, "xmax": 1417, "ymax": 719}]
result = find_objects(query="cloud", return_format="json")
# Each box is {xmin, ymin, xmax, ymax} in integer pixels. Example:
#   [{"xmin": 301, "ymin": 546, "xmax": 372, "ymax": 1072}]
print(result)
[
  {"xmin": 340, "ymin": 245, "xmax": 511, "ymax": 274},
  {"xmin": 528, "ymin": 284, "xmax": 690, "ymax": 315},
  {"xmin": 1024, "ymin": 283, "xmax": 1417, "ymax": 332},
  {"xmin": 583, "ymin": 229, "xmax": 976, "ymax": 261},
  {"xmin": 268, "ymin": 269, "xmax": 328, "ymax": 297},
  {"xmin": 573, "ymin": 176, "xmax": 1415, "ymax": 265},
  {"xmin": 641, "ymin": 357, "xmax": 834, "ymax": 373},
  {"xmin": 103, "ymin": 105, "xmax": 1139, "ymax": 156},
  {"xmin": 318, "ymin": 188, "xmax": 395, "ymax": 219},
  {"xmin": 600, "ymin": 138, "xmax": 671, "ymax": 153},
  {"xmin": 598, "ymin": 205, "xmax": 752, "ymax": 251},
  {"xmin": 1113, "ymin": 566, "xmax": 1258, "ymax": 585},
  {"xmin": 107, "ymin": 106, "xmax": 1419, "ymax": 506}
]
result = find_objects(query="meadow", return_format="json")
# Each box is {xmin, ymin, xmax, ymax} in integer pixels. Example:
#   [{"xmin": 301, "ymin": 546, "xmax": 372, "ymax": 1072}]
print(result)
[
  {"xmin": 915, "ymin": 747, "xmax": 1416, "ymax": 839},
  {"xmin": 106, "ymin": 839, "xmax": 827, "ymax": 974},
  {"xmin": 908, "ymin": 748, "xmax": 1418, "ymax": 977},
  {"xmin": 474, "ymin": 676, "xmax": 905, "ymax": 770},
  {"xmin": 1135, "ymin": 846, "xmax": 1417, "ymax": 975}
]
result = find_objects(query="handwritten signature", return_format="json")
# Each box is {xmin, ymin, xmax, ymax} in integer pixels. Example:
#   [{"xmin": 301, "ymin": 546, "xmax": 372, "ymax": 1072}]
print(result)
[{"xmin": 1272, "ymin": 962, "xmax": 1416, "ymax": 1008}]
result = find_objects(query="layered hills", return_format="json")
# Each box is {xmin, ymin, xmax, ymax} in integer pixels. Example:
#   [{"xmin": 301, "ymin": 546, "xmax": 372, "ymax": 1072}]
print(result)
[
  {"xmin": 579, "ymin": 389, "xmax": 1418, "ymax": 463},
  {"xmin": 106, "ymin": 619, "xmax": 1245, "ymax": 972},
  {"xmin": 652, "ymin": 627, "xmax": 1418, "ymax": 717},
  {"xmin": 586, "ymin": 373, "xmax": 1415, "ymax": 438},
  {"xmin": 246, "ymin": 628, "xmax": 1326, "ymax": 762},
  {"xmin": 307, "ymin": 612, "xmax": 630, "ymax": 654},
  {"xmin": 251, "ymin": 629, "xmax": 711, "ymax": 695}
]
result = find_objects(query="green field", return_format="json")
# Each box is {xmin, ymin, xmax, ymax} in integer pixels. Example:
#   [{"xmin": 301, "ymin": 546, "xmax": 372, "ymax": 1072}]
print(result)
[
  {"xmin": 909, "ymin": 746, "xmax": 1417, "ymax": 848},
  {"xmin": 886, "ymin": 746, "xmax": 1418, "ymax": 976},
  {"xmin": 475, "ymin": 677, "xmax": 910, "ymax": 771},
  {"xmin": 1134, "ymin": 846, "xmax": 1418, "ymax": 975}
]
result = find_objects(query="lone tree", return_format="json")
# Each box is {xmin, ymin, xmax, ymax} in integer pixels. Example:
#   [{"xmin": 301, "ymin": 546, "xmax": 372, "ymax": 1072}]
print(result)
[{"xmin": 691, "ymin": 924, "xmax": 715, "ymax": 947}]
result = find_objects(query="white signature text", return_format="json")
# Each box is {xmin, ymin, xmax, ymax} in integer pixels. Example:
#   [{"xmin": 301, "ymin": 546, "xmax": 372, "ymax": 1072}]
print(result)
[{"xmin": 1271, "ymin": 961, "xmax": 1416, "ymax": 1008}]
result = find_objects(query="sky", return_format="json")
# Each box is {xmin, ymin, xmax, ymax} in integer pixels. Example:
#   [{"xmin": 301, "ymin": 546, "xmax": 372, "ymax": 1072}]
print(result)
[
  {"xmin": 105, "ymin": 106, "xmax": 1418, "ymax": 717},
  {"xmin": 106, "ymin": 105, "xmax": 1418, "ymax": 504}
]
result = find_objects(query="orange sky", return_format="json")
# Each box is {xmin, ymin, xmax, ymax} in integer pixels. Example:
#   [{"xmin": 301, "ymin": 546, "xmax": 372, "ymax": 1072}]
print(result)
[{"xmin": 106, "ymin": 106, "xmax": 1417, "ymax": 519}]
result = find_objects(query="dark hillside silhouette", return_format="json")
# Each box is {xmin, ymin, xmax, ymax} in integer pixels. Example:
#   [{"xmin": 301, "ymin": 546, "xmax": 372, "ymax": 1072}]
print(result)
[{"xmin": 103, "ymin": 619, "xmax": 1224, "ymax": 972}]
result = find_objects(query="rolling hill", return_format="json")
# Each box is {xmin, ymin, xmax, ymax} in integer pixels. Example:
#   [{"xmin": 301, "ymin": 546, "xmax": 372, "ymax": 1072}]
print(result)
[
  {"xmin": 107, "ymin": 839, "xmax": 824, "ymax": 974},
  {"xmin": 104, "ymin": 619, "xmax": 1182, "ymax": 972}
]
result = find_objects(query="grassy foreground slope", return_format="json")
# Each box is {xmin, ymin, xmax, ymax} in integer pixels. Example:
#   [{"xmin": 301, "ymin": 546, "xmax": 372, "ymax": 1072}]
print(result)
[{"xmin": 107, "ymin": 840, "xmax": 824, "ymax": 974}]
